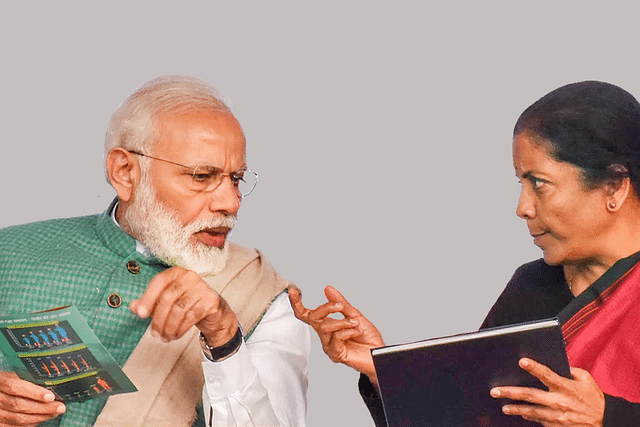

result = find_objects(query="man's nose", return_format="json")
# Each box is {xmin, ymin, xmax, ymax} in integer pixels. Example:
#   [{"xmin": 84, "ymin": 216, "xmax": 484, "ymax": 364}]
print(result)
[{"xmin": 208, "ymin": 176, "xmax": 241, "ymax": 215}]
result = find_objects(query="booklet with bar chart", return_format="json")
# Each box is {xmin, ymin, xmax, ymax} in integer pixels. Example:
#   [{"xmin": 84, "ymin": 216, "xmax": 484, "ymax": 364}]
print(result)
[
  {"xmin": 371, "ymin": 318, "xmax": 571, "ymax": 427},
  {"xmin": 0, "ymin": 305, "xmax": 136, "ymax": 402}
]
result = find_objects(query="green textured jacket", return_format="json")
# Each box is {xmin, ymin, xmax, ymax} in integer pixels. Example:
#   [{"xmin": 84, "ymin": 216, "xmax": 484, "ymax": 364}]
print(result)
[{"xmin": 0, "ymin": 200, "xmax": 170, "ymax": 426}]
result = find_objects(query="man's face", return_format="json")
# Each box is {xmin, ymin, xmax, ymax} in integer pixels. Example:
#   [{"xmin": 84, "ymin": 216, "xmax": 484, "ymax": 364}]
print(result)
[
  {"xmin": 122, "ymin": 109, "xmax": 247, "ymax": 274},
  {"xmin": 149, "ymin": 109, "xmax": 245, "ymax": 242}
]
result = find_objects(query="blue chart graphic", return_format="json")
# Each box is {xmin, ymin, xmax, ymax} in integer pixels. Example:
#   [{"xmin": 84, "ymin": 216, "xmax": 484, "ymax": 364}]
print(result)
[
  {"xmin": 1, "ymin": 319, "xmax": 120, "ymax": 401},
  {"xmin": 2, "ymin": 321, "xmax": 79, "ymax": 352}
]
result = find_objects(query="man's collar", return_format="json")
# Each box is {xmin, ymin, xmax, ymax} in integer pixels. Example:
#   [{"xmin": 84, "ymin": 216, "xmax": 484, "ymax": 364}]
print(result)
[{"xmin": 109, "ymin": 201, "xmax": 159, "ymax": 261}]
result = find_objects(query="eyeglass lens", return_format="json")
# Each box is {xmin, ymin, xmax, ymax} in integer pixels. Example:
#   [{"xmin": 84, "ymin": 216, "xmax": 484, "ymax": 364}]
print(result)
[{"xmin": 190, "ymin": 166, "xmax": 258, "ymax": 197}]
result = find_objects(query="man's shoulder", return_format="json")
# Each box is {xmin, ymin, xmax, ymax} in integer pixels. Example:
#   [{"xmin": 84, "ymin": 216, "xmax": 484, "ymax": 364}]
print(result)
[
  {"xmin": 1, "ymin": 214, "xmax": 100, "ymax": 235},
  {"xmin": 206, "ymin": 242, "xmax": 292, "ymax": 335},
  {"xmin": 228, "ymin": 242, "xmax": 259, "ymax": 259},
  {"xmin": 0, "ymin": 214, "xmax": 102, "ymax": 253},
  {"xmin": 225, "ymin": 242, "xmax": 271, "ymax": 276},
  {"xmin": 226, "ymin": 242, "xmax": 284, "ymax": 275}
]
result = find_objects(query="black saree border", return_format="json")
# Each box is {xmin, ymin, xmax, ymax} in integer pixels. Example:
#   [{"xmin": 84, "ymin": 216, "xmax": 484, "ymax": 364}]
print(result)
[{"xmin": 558, "ymin": 250, "xmax": 640, "ymax": 339}]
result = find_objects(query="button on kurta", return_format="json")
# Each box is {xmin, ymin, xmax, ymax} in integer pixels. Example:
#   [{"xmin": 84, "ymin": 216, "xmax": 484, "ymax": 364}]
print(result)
[
  {"xmin": 127, "ymin": 260, "xmax": 141, "ymax": 274},
  {"xmin": 107, "ymin": 293, "xmax": 122, "ymax": 308}
]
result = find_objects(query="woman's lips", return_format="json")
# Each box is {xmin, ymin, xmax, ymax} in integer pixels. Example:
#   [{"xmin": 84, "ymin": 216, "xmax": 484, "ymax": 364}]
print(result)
[{"xmin": 531, "ymin": 232, "xmax": 546, "ymax": 246}]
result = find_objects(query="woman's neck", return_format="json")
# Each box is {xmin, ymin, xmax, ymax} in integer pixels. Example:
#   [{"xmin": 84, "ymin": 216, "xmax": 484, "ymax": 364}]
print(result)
[
  {"xmin": 565, "ymin": 204, "xmax": 640, "ymax": 296},
  {"xmin": 563, "ymin": 243, "xmax": 640, "ymax": 296},
  {"xmin": 563, "ymin": 263, "xmax": 609, "ymax": 296}
]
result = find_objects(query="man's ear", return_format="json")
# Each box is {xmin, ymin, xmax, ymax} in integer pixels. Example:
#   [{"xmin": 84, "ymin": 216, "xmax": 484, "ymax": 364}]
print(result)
[{"xmin": 106, "ymin": 148, "xmax": 141, "ymax": 203}]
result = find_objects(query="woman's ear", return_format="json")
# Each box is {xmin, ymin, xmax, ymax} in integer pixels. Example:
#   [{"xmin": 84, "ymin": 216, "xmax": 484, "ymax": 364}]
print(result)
[
  {"xmin": 604, "ymin": 165, "xmax": 631, "ymax": 212},
  {"xmin": 106, "ymin": 148, "xmax": 141, "ymax": 203}
]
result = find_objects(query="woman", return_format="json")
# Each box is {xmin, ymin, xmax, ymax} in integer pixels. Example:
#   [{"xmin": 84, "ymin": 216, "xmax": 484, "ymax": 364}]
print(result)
[{"xmin": 290, "ymin": 81, "xmax": 640, "ymax": 426}]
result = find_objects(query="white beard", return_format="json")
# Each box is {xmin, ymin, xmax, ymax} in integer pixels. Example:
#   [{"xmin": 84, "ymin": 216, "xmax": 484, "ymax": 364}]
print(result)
[{"xmin": 123, "ymin": 177, "xmax": 236, "ymax": 276}]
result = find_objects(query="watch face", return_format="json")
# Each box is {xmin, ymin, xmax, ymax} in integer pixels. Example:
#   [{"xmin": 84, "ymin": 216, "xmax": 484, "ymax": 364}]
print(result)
[{"xmin": 199, "ymin": 332, "xmax": 215, "ymax": 360}]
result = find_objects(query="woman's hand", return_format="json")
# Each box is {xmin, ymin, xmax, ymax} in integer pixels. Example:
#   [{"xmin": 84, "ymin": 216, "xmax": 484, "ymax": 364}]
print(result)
[
  {"xmin": 288, "ymin": 285, "xmax": 385, "ymax": 386},
  {"xmin": 490, "ymin": 358, "xmax": 605, "ymax": 426}
]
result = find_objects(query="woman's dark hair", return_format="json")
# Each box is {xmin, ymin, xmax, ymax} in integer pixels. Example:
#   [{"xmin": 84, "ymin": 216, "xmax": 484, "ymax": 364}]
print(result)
[{"xmin": 514, "ymin": 81, "xmax": 640, "ymax": 193}]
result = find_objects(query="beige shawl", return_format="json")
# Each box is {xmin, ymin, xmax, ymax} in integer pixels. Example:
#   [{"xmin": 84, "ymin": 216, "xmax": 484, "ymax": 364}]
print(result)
[{"xmin": 94, "ymin": 243, "xmax": 292, "ymax": 426}]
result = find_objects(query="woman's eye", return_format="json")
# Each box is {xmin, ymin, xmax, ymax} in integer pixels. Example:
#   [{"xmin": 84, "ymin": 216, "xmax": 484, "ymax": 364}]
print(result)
[{"xmin": 531, "ymin": 177, "xmax": 546, "ymax": 190}]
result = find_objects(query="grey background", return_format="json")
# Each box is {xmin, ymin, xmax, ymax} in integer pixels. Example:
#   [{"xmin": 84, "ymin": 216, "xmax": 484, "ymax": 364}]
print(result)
[{"xmin": 1, "ymin": 2, "xmax": 638, "ymax": 426}]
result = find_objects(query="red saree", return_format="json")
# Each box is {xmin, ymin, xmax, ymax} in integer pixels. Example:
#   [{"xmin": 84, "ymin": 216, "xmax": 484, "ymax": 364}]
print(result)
[{"xmin": 559, "ymin": 252, "xmax": 640, "ymax": 403}]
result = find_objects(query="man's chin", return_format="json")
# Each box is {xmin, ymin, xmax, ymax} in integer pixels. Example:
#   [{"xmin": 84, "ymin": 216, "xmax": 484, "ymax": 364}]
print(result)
[
  {"xmin": 174, "ymin": 241, "xmax": 230, "ymax": 276},
  {"xmin": 124, "ymin": 176, "xmax": 233, "ymax": 276}
]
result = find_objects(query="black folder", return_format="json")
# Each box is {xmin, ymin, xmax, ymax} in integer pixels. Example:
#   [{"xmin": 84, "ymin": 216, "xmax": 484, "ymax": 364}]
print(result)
[{"xmin": 371, "ymin": 318, "xmax": 570, "ymax": 427}]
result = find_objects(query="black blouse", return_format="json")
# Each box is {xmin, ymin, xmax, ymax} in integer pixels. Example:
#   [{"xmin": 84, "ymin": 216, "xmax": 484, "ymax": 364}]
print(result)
[{"xmin": 360, "ymin": 259, "xmax": 640, "ymax": 426}]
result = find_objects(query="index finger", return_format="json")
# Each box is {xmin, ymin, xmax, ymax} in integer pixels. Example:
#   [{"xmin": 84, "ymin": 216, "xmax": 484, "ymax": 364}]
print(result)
[
  {"xmin": 130, "ymin": 267, "xmax": 189, "ymax": 318},
  {"xmin": 518, "ymin": 358, "xmax": 568, "ymax": 388},
  {"xmin": 288, "ymin": 287, "xmax": 346, "ymax": 324},
  {"xmin": 324, "ymin": 286, "xmax": 362, "ymax": 318}
]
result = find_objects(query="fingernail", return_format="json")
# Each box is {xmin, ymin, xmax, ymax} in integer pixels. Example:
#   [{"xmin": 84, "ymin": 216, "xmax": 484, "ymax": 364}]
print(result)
[
  {"xmin": 137, "ymin": 306, "xmax": 148, "ymax": 318},
  {"xmin": 334, "ymin": 303, "xmax": 343, "ymax": 310},
  {"xmin": 56, "ymin": 404, "xmax": 66, "ymax": 414},
  {"xmin": 44, "ymin": 392, "xmax": 55, "ymax": 402},
  {"xmin": 490, "ymin": 388, "xmax": 500, "ymax": 397},
  {"xmin": 520, "ymin": 358, "xmax": 531, "ymax": 367},
  {"xmin": 349, "ymin": 318, "xmax": 359, "ymax": 325}
]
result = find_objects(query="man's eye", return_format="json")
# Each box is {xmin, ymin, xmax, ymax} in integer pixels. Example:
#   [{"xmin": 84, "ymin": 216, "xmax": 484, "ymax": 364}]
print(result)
[
  {"xmin": 230, "ymin": 173, "xmax": 246, "ymax": 184},
  {"xmin": 192, "ymin": 172, "xmax": 214, "ymax": 182}
]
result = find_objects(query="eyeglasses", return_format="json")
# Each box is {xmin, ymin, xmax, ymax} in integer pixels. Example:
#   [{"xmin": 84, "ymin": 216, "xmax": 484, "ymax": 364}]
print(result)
[{"xmin": 128, "ymin": 150, "xmax": 258, "ymax": 198}]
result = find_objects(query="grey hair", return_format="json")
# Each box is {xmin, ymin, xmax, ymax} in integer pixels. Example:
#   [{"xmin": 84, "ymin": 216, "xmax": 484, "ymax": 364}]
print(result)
[{"xmin": 104, "ymin": 75, "xmax": 233, "ymax": 180}]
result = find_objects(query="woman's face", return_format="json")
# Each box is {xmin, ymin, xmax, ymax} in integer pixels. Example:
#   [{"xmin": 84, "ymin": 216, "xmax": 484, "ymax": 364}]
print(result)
[{"xmin": 513, "ymin": 132, "xmax": 612, "ymax": 266}]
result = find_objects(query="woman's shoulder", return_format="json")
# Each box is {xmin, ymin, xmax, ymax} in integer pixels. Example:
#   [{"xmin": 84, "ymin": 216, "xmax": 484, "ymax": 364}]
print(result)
[
  {"xmin": 481, "ymin": 259, "xmax": 570, "ymax": 328},
  {"xmin": 510, "ymin": 258, "xmax": 565, "ymax": 289}
]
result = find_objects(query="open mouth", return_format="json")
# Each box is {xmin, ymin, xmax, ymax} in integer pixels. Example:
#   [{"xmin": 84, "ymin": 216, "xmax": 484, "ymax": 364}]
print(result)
[{"xmin": 195, "ymin": 227, "xmax": 231, "ymax": 248}]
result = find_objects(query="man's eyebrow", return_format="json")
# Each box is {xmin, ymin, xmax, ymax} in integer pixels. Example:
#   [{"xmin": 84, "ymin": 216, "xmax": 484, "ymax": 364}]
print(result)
[
  {"xmin": 232, "ymin": 164, "xmax": 249, "ymax": 173},
  {"xmin": 193, "ymin": 164, "xmax": 249, "ymax": 173}
]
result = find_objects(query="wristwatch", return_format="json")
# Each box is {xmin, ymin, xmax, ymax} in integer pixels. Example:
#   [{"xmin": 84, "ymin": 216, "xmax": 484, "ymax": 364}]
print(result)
[{"xmin": 199, "ymin": 326, "xmax": 243, "ymax": 362}]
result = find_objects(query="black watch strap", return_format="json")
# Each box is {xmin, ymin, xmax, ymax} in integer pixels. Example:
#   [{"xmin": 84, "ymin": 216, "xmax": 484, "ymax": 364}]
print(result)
[{"xmin": 200, "ymin": 326, "xmax": 243, "ymax": 362}]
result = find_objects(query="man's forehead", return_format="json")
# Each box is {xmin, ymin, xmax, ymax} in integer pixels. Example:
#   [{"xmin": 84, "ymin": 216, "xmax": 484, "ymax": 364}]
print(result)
[
  {"xmin": 152, "ymin": 109, "xmax": 246, "ymax": 164},
  {"xmin": 154, "ymin": 108, "xmax": 243, "ymax": 135}
]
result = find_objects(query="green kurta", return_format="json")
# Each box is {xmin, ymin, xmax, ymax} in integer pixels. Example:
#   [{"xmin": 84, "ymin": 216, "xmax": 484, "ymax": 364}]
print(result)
[{"xmin": 0, "ymin": 200, "xmax": 165, "ymax": 426}]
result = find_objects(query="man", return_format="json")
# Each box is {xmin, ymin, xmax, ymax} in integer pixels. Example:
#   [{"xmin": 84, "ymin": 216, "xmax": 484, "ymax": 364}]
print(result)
[{"xmin": 0, "ymin": 76, "xmax": 310, "ymax": 426}]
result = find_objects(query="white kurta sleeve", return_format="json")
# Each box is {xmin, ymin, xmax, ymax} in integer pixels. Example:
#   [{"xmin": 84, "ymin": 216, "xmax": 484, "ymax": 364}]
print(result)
[{"xmin": 202, "ymin": 292, "xmax": 310, "ymax": 426}]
